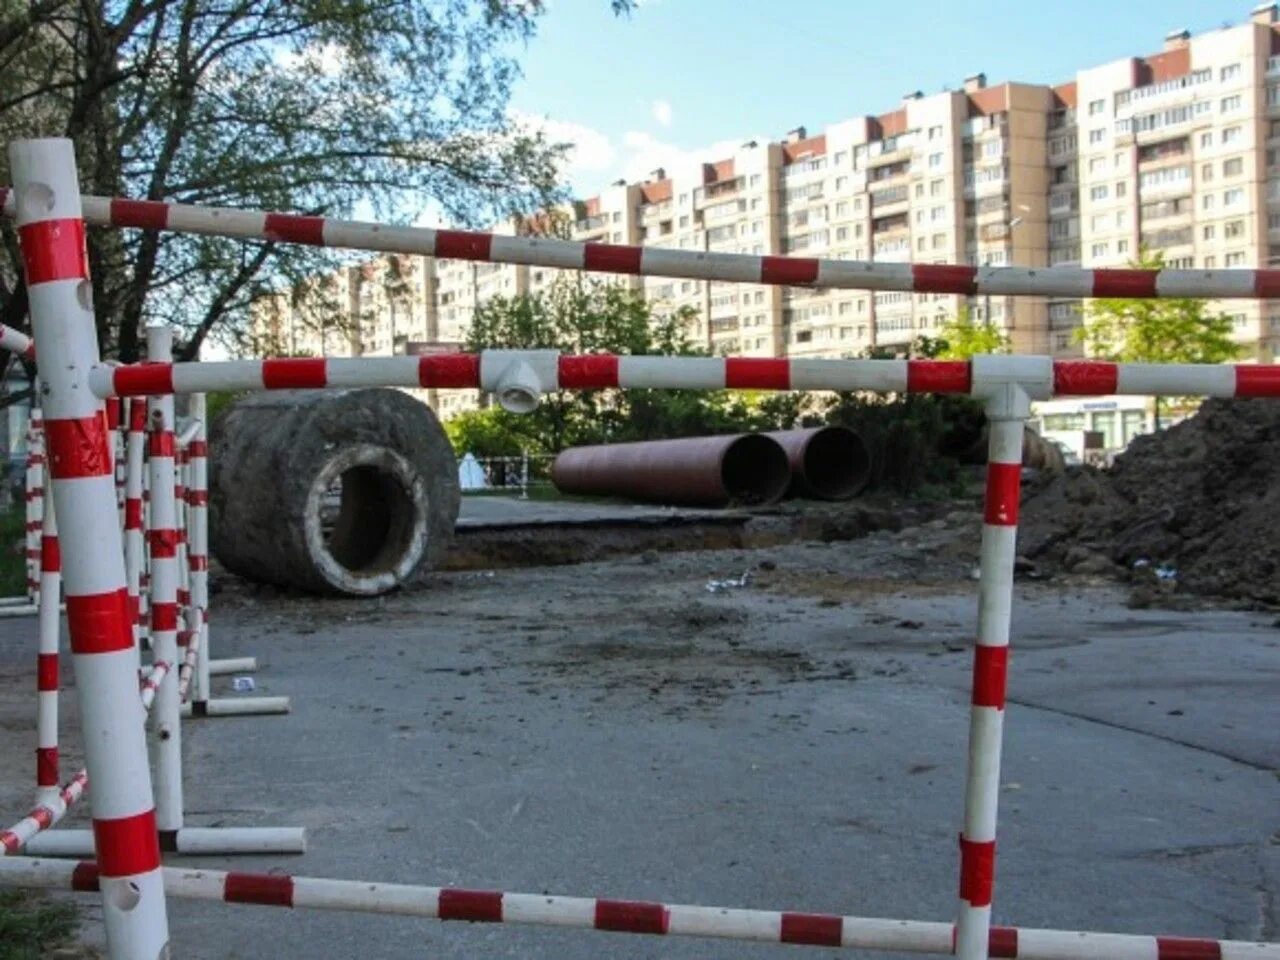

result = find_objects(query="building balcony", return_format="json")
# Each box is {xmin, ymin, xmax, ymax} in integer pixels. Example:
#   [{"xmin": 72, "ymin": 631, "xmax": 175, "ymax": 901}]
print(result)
[
  {"xmin": 695, "ymin": 176, "xmax": 745, "ymax": 206},
  {"xmin": 869, "ymin": 184, "xmax": 910, "ymax": 211}
]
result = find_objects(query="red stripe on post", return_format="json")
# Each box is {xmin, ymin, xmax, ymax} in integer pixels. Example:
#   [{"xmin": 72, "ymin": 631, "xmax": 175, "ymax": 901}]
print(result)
[
  {"xmin": 187, "ymin": 490, "xmax": 209, "ymax": 507},
  {"xmin": 18, "ymin": 219, "xmax": 88, "ymax": 285},
  {"xmin": 418, "ymin": 354, "xmax": 481, "ymax": 388},
  {"xmin": 958, "ymin": 836, "xmax": 996, "ymax": 907},
  {"xmin": 1, "ymin": 832, "xmax": 21, "ymax": 853},
  {"xmin": 983, "ymin": 462, "xmax": 1021, "ymax": 527},
  {"xmin": 780, "ymin": 912, "xmax": 843, "ymax": 946},
  {"xmin": 189, "ymin": 555, "xmax": 208, "ymax": 572},
  {"xmin": 66, "ymin": 590, "xmax": 134, "ymax": 655},
  {"xmin": 110, "ymin": 199, "xmax": 169, "ymax": 231},
  {"xmin": 907, "ymin": 360, "xmax": 971, "ymax": 394},
  {"xmin": 129, "ymin": 398, "xmax": 147, "ymax": 430},
  {"xmin": 1156, "ymin": 937, "xmax": 1223, "ymax": 960},
  {"xmin": 1091, "ymin": 268, "xmax": 1158, "ymax": 298},
  {"xmin": 36, "ymin": 747, "xmax": 58, "ymax": 787},
  {"xmin": 912, "ymin": 263, "xmax": 977, "ymax": 295},
  {"xmin": 594, "ymin": 899, "xmax": 670, "ymax": 934},
  {"xmin": 125, "ymin": 500, "xmax": 143, "ymax": 530},
  {"xmin": 151, "ymin": 603, "xmax": 178, "ymax": 633},
  {"xmin": 263, "ymin": 213, "xmax": 325, "ymax": 246},
  {"xmin": 31, "ymin": 808, "xmax": 52, "ymax": 829},
  {"xmin": 1053, "ymin": 360, "xmax": 1117, "ymax": 396},
  {"xmin": 115, "ymin": 363, "xmax": 175, "ymax": 397},
  {"xmin": 71, "ymin": 861, "xmax": 100, "ymax": 892},
  {"xmin": 583, "ymin": 243, "xmax": 643, "ymax": 275},
  {"xmin": 44, "ymin": 416, "xmax": 112, "ymax": 479},
  {"xmin": 37, "ymin": 653, "xmax": 58, "ymax": 691},
  {"xmin": 93, "ymin": 809, "xmax": 161, "ymax": 878},
  {"xmin": 972, "ymin": 645, "xmax": 1009, "ymax": 709},
  {"xmin": 262, "ymin": 358, "xmax": 327, "ymax": 389},
  {"xmin": 148, "ymin": 431, "xmax": 174, "ymax": 459},
  {"xmin": 104, "ymin": 398, "xmax": 121, "ymax": 430},
  {"xmin": 188, "ymin": 440, "xmax": 208, "ymax": 457},
  {"xmin": 1254, "ymin": 270, "xmax": 1280, "ymax": 299},
  {"xmin": 559, "ymin": 354, "xmax": 619, "ymax": 389},
  {"xmin": 225, "ymin": 872, "xmax": 295, "ymax": 907},
  {"xmin": 725, "ymin": 357, "xmax": 790, "ymax": 390},
  {"xmin": 40, "ymin": 536, "xmax": 59, "ymax": 572},
  {"xmin": 148, "ymin": 529, "xmax": 178, "ymax": 559},
  {"xmin": 435, "ymin": 229, "xmax": 492, "ymax": 261},
  {"xmin": 1235, "ymin": 365, "xmax": 1280, "ymax": 397},
  {"xmin": 761, "ymin": 256, "xmax": 819, "ymax": 285},
  {"xmin": 438, "ymin": 889, "xmax": 503, "ymax": 922}
]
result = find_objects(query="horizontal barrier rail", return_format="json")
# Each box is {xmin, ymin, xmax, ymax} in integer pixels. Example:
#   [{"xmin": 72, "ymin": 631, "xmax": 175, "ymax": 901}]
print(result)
[
  {"xmin": 0, "ymin": 856, "xmax": 1273, "ymax": 959},
  {"xmin": 90, "ymin": 352, "xmax": 1280, "ymax": 400},
  {"xmin": 3, "ymin": 189, "xmax": 1280, "ymax": 300}
]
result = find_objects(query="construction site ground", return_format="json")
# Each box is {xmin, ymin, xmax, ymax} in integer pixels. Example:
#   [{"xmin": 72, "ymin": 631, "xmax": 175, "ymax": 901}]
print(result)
[{"xmin": 0, "ymin": 497, "xmax": 1277, "ymax": 958}]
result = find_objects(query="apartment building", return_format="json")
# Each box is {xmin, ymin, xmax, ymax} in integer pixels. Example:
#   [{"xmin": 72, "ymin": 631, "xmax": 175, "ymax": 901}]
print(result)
[{"xmin": 255, "ymin": 2, "xmax": 1280, "ymax": 420}]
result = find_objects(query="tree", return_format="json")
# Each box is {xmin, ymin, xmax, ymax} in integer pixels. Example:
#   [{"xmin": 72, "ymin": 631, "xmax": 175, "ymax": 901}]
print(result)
[
  {"xmin": 936, "ymin": 307, "xmax": 1009, "ymax": 359},
  {"xmin": 0, "ymin": 0, "xmax": 635, "ymax": 365},
  {"xmin": 1076, "ymin": 249, "xmax": 1239, "ymax": 425},
  {"xmin": 451, "ymin": 279, "xmax": 808, "ymax": 456}
]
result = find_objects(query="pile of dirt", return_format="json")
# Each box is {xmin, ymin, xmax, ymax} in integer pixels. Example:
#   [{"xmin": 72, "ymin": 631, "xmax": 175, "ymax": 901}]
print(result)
[{"xmin": 1019, "ymin": 398, "xmax": 1280, "ymax": 605}]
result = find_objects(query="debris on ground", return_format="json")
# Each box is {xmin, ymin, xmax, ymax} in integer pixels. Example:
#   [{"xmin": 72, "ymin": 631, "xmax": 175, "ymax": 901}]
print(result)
[{"xmin": 1018, "ymin": 398, "xmax": 1280, "ymax": 606}]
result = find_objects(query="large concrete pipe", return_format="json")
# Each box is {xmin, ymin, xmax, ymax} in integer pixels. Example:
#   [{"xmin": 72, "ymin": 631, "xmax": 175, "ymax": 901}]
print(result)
[
  {"xmin": 551, "ymin": 434, "xmax": 791, "ymax": 507},
  {"xmin": 767, "ymin": 426, "xmax": 871, "ymax": 500},
  {"xmin": 209, "ymin": 389, "xmax": 459, "ymax": 595}
]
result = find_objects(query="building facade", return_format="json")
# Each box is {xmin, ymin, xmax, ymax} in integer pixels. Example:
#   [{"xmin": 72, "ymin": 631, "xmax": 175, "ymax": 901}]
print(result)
[{"xmin": 255, "ymin": 3, "xmax": 1280, "ymax": 420}]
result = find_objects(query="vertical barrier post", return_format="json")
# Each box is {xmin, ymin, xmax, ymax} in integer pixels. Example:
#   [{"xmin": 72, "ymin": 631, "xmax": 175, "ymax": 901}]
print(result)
[
  {"xmin": 145, "ymin": 325, "xmax": 184, "ymax": 840},
  {"xmin": 955, "ymin": 384, "xmax": 1028, "ymax": 960},
  {"xmin": 520, "ymin": 451, "xmax": 529, "ymax": 500},
  {"xmin": 34, "ymin": 495, "xmax": 59, "ymax": 806},
  {"xmin": 124, "ymin": 398, "xmax": 147, "ymax": 649},
  {"xmin": 188, "ymin": 393, "xmax": 211, "ymax": 710},
  {"xmin": 10, "ymin": 137, "xmax": 169, "ymax": 958}
]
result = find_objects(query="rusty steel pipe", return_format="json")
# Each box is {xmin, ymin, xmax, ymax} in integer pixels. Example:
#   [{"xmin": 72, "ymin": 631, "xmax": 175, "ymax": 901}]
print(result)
[
  {"xmin": 551, "ymin": 434, "xmax": 790, "ymax": 507},
  {"xmin": 767, "ymin": 426, "xmax": 871, "ymax": 501}
]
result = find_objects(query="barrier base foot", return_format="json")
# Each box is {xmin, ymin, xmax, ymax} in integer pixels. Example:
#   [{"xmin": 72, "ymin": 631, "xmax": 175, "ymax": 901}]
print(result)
[
  {"xmin": 24, "ymin": 826, "xmax": 306, "ymax": 857},
  {"xmin": 208, "ymin": 657, "xmax": 258, "ymax": 675},
  {"xmin": 182, "ymin": 696, "xmax": 290, "ymax": 717}
]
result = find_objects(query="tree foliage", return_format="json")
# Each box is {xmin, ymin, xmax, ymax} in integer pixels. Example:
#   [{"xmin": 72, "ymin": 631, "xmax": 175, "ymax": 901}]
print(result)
[
  {"xmin": 449, "ymin": 280, "xmax": 811, "ymax": 456},
  {"xmin": 0, "ymin": 0, "xmax": 633, "ymax": 362},
  {"xmin": 936, "ymin": 307, "xmax": 1009, "ymax": 359},
  {"xmin": 1076, "ymin": 250, "xmax": 1239, "ymax": 366}
]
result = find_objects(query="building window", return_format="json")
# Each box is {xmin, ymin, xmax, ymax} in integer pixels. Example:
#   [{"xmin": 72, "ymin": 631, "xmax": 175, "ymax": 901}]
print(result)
[
  {"xmin": 835, "ymin": 176, "xmax": 849, "ymax": 191},
  {"xmin": 834, "ymin": 151, "xmax": 847, "ymax": 165},
  {"xmin": 1221, "ymin": 63, "xmax": 1241, "ymax": 82},
  {"xmin": 835, "ymin": 201, "xmax": 849, "ymax": 216},
  {"xmin": 1203, "ymin": 194, "xmax": 1215, "ymax": 210},
  {"xmin": 679, "ymin": 215, "xmax": 689, "ymax": 227},
  {"xmin": 1204, "ymin": 255, "xmax": 1216, "ymax": 269},
  {"xmin": 928, "ymin": 152, "xmax": 943, "ymax": 168},
  {"xmin": 836, "ymin": 226, "xmax": 849, "ymax": 240},
  {"xmin": 1118, "ymin": 239, "xmax": 1129, "ymax": 254},
  {"xmin": 1224, "ymin": 187, "xmax": 1244, "ymax": 206},
  {"xmin": 1225, "ymin": 220, "xmax": 1245, "ymax": 239},
  {"xmin": 1091, "ymin": 242, "xmax": 1108, "ymax": 257},
  {"xmin": 679, "ymin": 193, "xmax": 687, "ymax": 204},
  {"xmin": 928, "ymin": 125, "xmax": 943, "ymax": 140},
  {"xmin": 1200, "ymin": 132, "xmax": 1213, "ymax": 149},
  {"xmin": 1222, "ymin": 126, "xmax": 1241, "ymax": 145},
  {"xmin": 1089, "ymin": 128, "xmax": 1105, "ymax": 144},
  {"xmin": 1088, "ymin": 98, "xmax": 1105, "ymax": 115},
  {"xmin": 1221, "ymin": 95, "xmax": 1242, "ymax": 113},
  {"xmin": 915, "ymin": 183, "xmax": 924, "ymax": 198},
  {"xmin": 1116, "ymin": 181, "xmax": 1127, "ymax": 198},
  {"xmin": 1203, "ymin": 225, "xmax": 1216, "ymax": 240},
  {"xmin": 749, "ymin": 175, "xmax": 761, "ymax": 188},
  {"xmin": 1226, "ymin": 252, "xmax": 1246, "ymax": 267},
  {"xmin": 1224, "ymin": 157, "xmax": 1244, "ymax": 176},
  {"xmin": 1089, "ymin": 157, "xmax": 1105, "ymax": 173},
  {"xmin": 930, "ymin": 180, "xmax": 943, "ymax": 196},
  {"xmin": 1090, "ymin": 185, "xmax": 1108, "ymax": 201}
]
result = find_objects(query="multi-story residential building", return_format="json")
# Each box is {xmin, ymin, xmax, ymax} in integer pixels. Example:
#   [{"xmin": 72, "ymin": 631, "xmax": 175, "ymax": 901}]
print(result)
[{"xmin": 256, "ymin": 2, "xmax": 1280, "ymax": 422}]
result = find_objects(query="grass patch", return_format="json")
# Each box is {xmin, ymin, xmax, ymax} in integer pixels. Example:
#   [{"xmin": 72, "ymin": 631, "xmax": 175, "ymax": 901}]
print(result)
[
  {"xmin": 0, "ymin": 889, "xmax": 80, "ymax": 959},
  {"xmin": 0, "ymin": 503, "xmax": 26, "ymax": 597}
]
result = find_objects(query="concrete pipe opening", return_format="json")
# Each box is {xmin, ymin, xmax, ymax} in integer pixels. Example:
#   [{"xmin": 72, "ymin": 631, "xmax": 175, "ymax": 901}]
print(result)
[
  {"xmin": 306, "ymin": 447, "xmax": 430, "ymax": 596},
  {"xmin": 721, "ymin": 435, "xmax": 791, "ymax": 506},
  {"xmin": 798, "ymin": 427, "xmax": 872, "ymax": 500}
]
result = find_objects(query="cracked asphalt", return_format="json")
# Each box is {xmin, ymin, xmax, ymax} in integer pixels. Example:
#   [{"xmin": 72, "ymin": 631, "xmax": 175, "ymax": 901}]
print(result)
[{"xmin": 0, "ymin": 513, "xmax": 1276, "ymax": 958}]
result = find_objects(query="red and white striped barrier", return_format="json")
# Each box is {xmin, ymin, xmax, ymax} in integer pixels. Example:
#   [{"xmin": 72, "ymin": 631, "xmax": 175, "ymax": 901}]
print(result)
[
  {"xmin": 0, "ymin": 775, "xmax": 87, "ymax": 856},
  {"xmin": 0, "ymin": 321, "xmax": 33, "ymax": 359},
  {"xmin": 34, "ymin": 495, "xmax": 60, "ymax": 806},
  {"xmin": 123, "ymin": 397, "xmax": 147, "ymax": 647},
  {"xmin": 87, "ymin": 353, "xmax": 1280, "ymax": 407},
  {"xmin": 0, "ymin": 856, "xmax": 1274, "ymax": 959},
  {"xmin": 23, "ymin": 414, "xmax": 42, "ymax": 603},
  {"xmin": 10, "ymin": 136, "xmax": 171, "ymax": 955},
  {"xmin": 1, "ymin": 189, "xmax": 1280, "ymax": 302}
]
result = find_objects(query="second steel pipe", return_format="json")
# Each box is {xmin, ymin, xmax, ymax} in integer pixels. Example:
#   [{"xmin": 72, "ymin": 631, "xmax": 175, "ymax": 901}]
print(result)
[
  {"xmin": 551, "ymin": 434, "xmax": 790, "ymax": 507},
  {"xmin": 767, "ymin": 427, "xmax": 871, "ymax": 501}
]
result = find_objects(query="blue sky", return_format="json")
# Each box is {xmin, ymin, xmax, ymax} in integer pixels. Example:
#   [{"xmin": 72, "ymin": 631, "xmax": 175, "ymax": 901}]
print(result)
[{"xmin": 508, "ymin": 0, "xmax": 1255, "ymax": 196}]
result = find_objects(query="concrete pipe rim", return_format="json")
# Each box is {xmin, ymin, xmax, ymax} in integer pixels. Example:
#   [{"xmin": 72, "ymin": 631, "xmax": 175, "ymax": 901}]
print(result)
[{"xmin": 303, "ymin": 444, "xmax": 431, "ymax": 596}]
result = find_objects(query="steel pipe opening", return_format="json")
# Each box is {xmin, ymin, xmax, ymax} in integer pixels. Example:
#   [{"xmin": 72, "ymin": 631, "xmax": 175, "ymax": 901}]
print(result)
[
  {"xmin": 552, "ymin": 434, "xmax": 790, "ymax": 507},
  {"xmin": 768, "ymin": 426, "xmax": 872, "ymax": 500}
]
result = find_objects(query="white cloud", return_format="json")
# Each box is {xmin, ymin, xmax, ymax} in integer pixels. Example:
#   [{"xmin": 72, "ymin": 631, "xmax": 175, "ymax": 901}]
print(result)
[
  {"xmin": 616, "ymin": 130, "xmax": 756, "ymax": 183},
  {"xmin": 511, "ymin": 111, "xmax": 618, "ymax": 180},
  {"xmin": 651, "ymin": 99, "xmax": 673, "ymax": 127}
]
